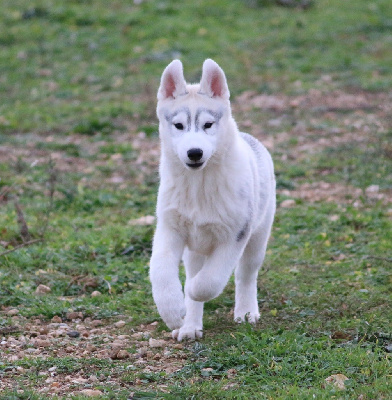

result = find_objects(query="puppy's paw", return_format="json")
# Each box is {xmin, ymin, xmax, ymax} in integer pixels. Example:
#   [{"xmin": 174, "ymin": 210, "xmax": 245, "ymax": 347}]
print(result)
[
  {"xmin": 234, "ymin": 310, "xmax": 260, "ymax": 325},
  {"xmin": 159, "ymin": 304, "xmax": 186, "ymax": 330},
  {"xmin": 153, "ymin": 291, "xmax": 186, "ymax": 330},
  {"xmin": 172, "ymin": 325, "xmax": 203, "ymax": 341}
]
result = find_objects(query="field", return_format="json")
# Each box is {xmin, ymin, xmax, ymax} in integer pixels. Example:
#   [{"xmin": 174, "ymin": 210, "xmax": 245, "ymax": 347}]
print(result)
[{"xmin": 0, "ymin": 0, "xmax": 391, "ymax": 399}]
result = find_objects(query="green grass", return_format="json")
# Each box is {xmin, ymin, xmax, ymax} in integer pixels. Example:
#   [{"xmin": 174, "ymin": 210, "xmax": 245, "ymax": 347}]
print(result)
[{"xmin": 1, "ymin": 0, "xmax": 391, "ymax": 398}]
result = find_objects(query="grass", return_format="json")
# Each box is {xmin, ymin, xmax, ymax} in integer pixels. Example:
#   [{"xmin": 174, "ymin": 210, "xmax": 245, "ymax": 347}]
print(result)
[{"xmin": 0, "ymin": 0, "xmax": 391, "ymax": 398}]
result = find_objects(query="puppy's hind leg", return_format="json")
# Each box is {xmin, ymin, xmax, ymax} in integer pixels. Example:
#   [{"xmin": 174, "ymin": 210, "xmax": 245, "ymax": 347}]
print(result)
[
  {"xmin": 234, "ymin": 224, "xmax": 272, "ymax": 324},
  {"xmin": 172, "ymin": 249, "xmax": 205, "ymax": 341}
]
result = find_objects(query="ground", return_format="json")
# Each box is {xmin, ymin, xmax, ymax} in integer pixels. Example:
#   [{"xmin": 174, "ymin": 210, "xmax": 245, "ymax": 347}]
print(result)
[{"xmin": 0, "ymin": 0, "xmax": 391, "ymax": 399}]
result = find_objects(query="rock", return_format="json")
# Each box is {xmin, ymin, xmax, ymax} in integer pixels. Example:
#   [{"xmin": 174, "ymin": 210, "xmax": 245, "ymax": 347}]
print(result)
[
  {"xmin": 66, "ymin": 311, "xmax": 83, "ymax": 320},
  {"xmin": 365, "ymin": 184, "xmax": 379, "ymax": 193},
  {"xmin": 111, "ymin": 340, "xmax": 124, "ymax": 348},
  {"xmin": 34, "ymin": 339, "xmax": 51, "ymax": 347},
  {"xmin": 110, "ymin": 348, "xmax": 129, "ymax": 360},
  {"xmin": 80, "ymin": 389, "xmax": 103, "ymax": 397},
  {"xmin": 91, "ymin": 320, "xmax": 102, "ymax": 327},
  {"xmin": 148, "ymin": 338, "xmax": 166, "ymax": 348},
  {"xmin": 72, "ymin": 377, "xmax": 89, "ymax": 384},
  {"xmin": 115, "ymin": 350, "xmax": 129, "ymax": 359},
  {"xmin": 26, "ymin": 348, "xmax": 39, "ymax": 354},
  {"xmin": 91, "ymin": 291, "xmax": 102, "ymax": 297},
  {"xmin": 138, "ymin": 347, "xmax": 148, "ymax": 357},
  {"xmin": 114, "ymin": 320, "xmax": 126, "ymax": 328},
  {"xmin": 67, "ymin": 331, "xmax": 80, "ymax": 338},
  {"xmin": 280, "ymin": 199, "xmax": 296, "ymax": 208},
  {"xmin": 35, "ymin": 284, "xmax": 51, "ymax": 295},
  {"xmin": 132, "ymin": 331, "xmax": 150, "ymax": 340},
  {"xmin": 51, "ymin": 316, "xmax": 62, "ymax": 323},
  {"xmin": 128, "ymin": 215, "xmax": 155, "ymax": 226},
  {"xmin": 6, "ymin": 309, "xmax": 19, "ymax": 316},
  {"xmin": 325, "ymin": 374, "xmax": 349, "ymax": 390}
]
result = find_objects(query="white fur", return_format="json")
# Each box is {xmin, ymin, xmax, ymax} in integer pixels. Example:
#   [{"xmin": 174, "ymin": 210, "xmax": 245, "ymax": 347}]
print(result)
[{"xmin": 150, "ymin": 59, "xmax": 276, "ymax": 341}]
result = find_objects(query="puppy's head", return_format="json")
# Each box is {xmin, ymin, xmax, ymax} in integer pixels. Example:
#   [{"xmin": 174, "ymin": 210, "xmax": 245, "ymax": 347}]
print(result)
[{"xmin": 157, "ymin": 59, "xmax": 232, "ymax": 171}]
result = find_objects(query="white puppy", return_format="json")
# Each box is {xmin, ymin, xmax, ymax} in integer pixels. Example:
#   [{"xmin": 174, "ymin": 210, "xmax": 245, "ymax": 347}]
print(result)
[{"xmin": 149, "ymin": 59, "xmax": 276, "ymax": 341}]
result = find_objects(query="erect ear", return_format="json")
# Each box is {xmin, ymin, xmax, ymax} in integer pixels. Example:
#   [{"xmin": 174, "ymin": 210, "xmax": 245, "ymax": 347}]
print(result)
[
  {"xmin": 157, "ymin": 60, "xmax": 187, "ymax": 101},
  {"xmin": 199, "ymin": 59, "xmax": 230, "ymax": 100}
]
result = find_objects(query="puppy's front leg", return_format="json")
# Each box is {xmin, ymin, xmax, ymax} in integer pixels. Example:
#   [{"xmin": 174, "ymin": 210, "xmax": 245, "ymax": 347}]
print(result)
[
  {"xmin": 188, "ymin": 243, "xmax": 243, "ymax": 303},
  {"xmin": 150, "ymin": 224, "xmax": 185, "ymax": 330}
]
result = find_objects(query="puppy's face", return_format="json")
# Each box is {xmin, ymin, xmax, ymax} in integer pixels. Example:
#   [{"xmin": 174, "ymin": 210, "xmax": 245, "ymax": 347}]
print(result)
[
  {"xmin": 157, "ymin": 59, "xmax": 230, "ymax": 171},
  {"xmin": 160, "ymin": 100, "xmax": 226, "ymax": 170}
]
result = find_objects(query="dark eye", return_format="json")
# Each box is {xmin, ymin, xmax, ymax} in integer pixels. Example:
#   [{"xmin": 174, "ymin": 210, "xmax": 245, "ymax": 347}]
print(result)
[
  {"xmin": 174, "ymin": 123, "xmax": 184, "ymax": 130},
  {"xmin": 204, "ymin": 122, "xmax": 214, "ymax": 129}
]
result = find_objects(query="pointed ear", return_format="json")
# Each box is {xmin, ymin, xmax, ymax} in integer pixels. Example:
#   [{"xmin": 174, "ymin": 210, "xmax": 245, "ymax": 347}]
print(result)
[
  {"xmin": 199, "ymin": 59, "xmax": 230, "ymax": 100},
  {"xmin": 157, "ymin": 60, "xmax": 187, "ymax": 101}
]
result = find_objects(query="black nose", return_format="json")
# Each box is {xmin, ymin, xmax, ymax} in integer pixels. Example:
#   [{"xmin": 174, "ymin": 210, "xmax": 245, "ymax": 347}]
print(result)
[{"xmin": 187, "ymin": 148, "xmax": 203, "ymax": 161}]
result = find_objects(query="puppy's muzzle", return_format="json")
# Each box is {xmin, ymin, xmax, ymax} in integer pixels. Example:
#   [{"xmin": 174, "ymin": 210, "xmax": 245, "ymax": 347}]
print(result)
[{"xmin": 187, "ymin": 148, "xmax": 204, "ymax": 169}]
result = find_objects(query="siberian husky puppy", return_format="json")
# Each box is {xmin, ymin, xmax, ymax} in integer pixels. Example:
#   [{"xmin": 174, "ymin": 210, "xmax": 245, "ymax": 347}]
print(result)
[{"xmin": 150, "ymin": 59, "xmax": 276, "ymax": 341}]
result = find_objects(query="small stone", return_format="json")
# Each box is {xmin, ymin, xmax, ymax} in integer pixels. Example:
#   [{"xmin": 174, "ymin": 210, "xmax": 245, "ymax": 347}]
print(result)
[
  {"xmin": 66, "ymin": 312, "xmax": 83, "ymax": 320},
  {"xmin": 35, "ymin": 284, "xmax": 51, "ymax": 295},
  {"xmin": 26, "ymin": 348, "xmax": 39, "ymax": 354},
  {"xmin": 365, "ymin": 184, "xmax": 379, "ymax": 193},
  {"xmin": 114, "ymin": 320, "xmax": 126, "ymax": 328},
  {"xmin": 67, "ymin": 331, "xmax": 80, "ymax": 338},
  {"xmin": 91, "ymin": 291, "xmax": 102, "ymax": 297},
  {"xmin": 227, "ymin": 368, "xmax": 237, "ymax": 378},
  {"xmin": 6, "ymin": 309, "xmax": 19, "ymax": 316},
  {"xmin": 51, "ymin": 316, "xmax": 62, "ymax": 323},
  {"xmin": 72, "ymin": 377, "xmax": 88, "ymax": 384},
  {"xmin": 148, "ymin": 338, "xmax": 166, "ymax": 348},
  {"xmin": 128, "ymin": 215, "xmax": 155, "ymax": 226},
  {"xmin": 325, "ymin": 374, "xmax": 349, "ymax": 390},
  {"xmin": 34, "ymin": 339, "xmax": 51, "ymax": 347},
  {"xmin": 91, "ymin": 320, "xmax": 102, "ymax": 327},
  {"xmin": 115, "ymin": 350, "xmax": 129, "ymax": 359},
  {"xmin": 80, "ymin": 389, "xmax": 103, "ymax": 397},
  {"xmin": 39, "ymin": 327, "xmax": 49, "ymax": 335},
  {"xmin": 110, "ymin": 348, "xmax": 129, "ymax": 360},
  {"xmin": 138, "ymin": 347, "xmax": 148, "ymax": 357},
  {"xmin": 280, "ymin": 199, "xmax": 296, "ymax": 208},
  {"xmin": 117, "ymin": 335, "xmax": 130, "ymax": 340}
]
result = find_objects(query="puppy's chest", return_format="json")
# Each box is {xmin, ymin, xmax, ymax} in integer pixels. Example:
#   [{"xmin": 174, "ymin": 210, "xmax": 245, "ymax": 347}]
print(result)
[
  {"xmin": 162, "ymin": 189, "xmax": 249, "ymax": 254},
  {"xmin": 167, "ymin": 211, "xmax": 231, "ymax": 255}
]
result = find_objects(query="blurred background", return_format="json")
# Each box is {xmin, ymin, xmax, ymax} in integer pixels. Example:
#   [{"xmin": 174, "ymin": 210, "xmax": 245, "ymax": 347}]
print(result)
[
  {"xmin": 0, "ymin": 1, "xmax": 391, "ymax": 396},
  {"xmin": 1, "ymin": 0, "xmax": 391, "ymax": 134}
]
